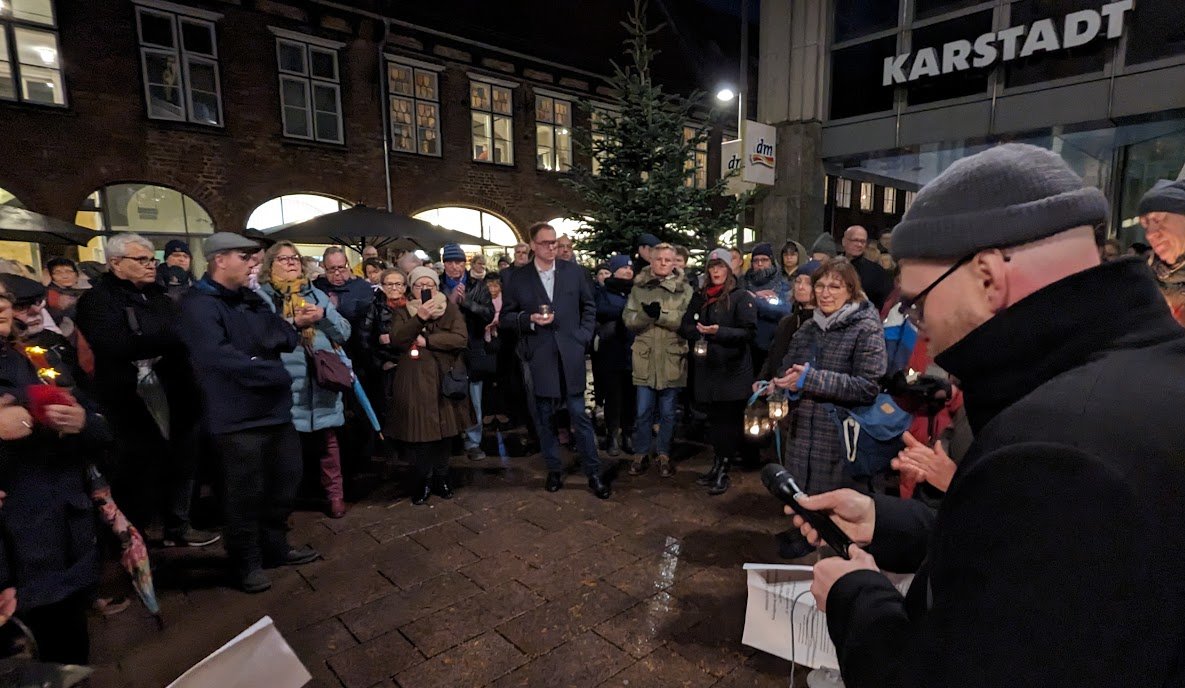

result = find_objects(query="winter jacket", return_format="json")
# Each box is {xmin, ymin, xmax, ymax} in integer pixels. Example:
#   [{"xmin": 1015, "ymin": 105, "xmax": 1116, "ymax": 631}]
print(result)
[
  {"xmin": 757, "ymin": 305, "xmax": 814, "ymax": 380},
  {"xmin": 313, "ymin": 276, "xmax": 375, "ymax": 340},
  {"xmin": 826, "ymin": 259, "xmax": 1185, "ymax": 688},
  {"xmin": 847, "ymin": 255, "xmax": 892, "ymax": 311},
  {"xmin": 358, "ymin": 292, "xmax": 400, "ymax": 369},
  {"xmin": 179, "ymin": 275, "xmax": 299, "ymax": 434},
  {"xmin": 156, "ymin": 265, "xmax": 194, "ymax": 302},
  {"xmin": 744, "ymin": 267, "xmax": 791, "ymax": 351},
  {"xmin": 679, "ymin": 283, "xmax": 757, "ymax": 403},
  {"xmin": 623, "ymin": 267, "xmax": 693, "ymax": 389},
  {"xmin": 76, "ymin": 272, "xmax": 201, "ymax": 431},
  {"xmin": 258, "ymin": 282, "xmax": 352, "ymax": 432},
  {"xmin": 779, "ymin": 299, "xmax": 886, "ymax": 494},
  {"xmin": 442, "ymin": 270, "xmax": 495, "ymax": 380},
  {"xmin": 382, "ymin": 302, "xmax": 473, "ymax": 442},
  {"xmin": 0, "ymin": 341, "xmax": 111, "ymax": 610},
  {"xmin": 779, "ymin": 240, "xmax": 808, "ymax": 283},
  {"xmin": 593, "ymin": 277, "xmax": 634, "ymax": 374}
]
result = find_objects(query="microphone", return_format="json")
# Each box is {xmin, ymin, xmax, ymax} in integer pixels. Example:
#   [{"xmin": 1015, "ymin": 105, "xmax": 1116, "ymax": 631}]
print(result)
[{"xmin": 761, "ymin": 464, "xmax": 853, "ymax": 560}]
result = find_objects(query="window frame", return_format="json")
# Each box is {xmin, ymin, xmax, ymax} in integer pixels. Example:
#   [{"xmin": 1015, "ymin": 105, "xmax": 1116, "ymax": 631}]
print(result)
[
  {"xmin": 274, "ymin": 34, "xmax": 343, "ymax": 144},
  {"xmin": 534, "ymin": 91, "xmax": 573, "ymax": 172},
  {"xmin": 883, "ymin": 186, "xmax": 898, "ymax": 214},
  {"xmin": 683, "ymin": 124, "xmax": 709, "ymax": 189},
  {"xmin": 387, "ymin": 57, "xmax": 443, "ymax": 157},
  {"xmin": 858, "ymin": 181, "xmax": 874, "ymax": 211},
  {"xmin": 835, "ymin": 178, "xmax": 853, "ymax": 208},
  {"xmin": 135, "ymin": 5, "xmax": 223, "ymax": 126},
  {"xmin": 469, "ymin": 75, "xmax": 516, "ymax": 166},
  {"xmin": 0, "ymin": 0, "xmax": 67, "ymax": 107}
]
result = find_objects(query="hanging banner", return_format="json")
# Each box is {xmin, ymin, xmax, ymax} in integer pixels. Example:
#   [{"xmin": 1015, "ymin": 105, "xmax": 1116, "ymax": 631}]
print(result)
[
  {"xmin": 742, "ymin": 120, "xmax": 777, "ymax": 186},
  {"xmin": 721, "ymin": 139, "xmax": 755, "ymax": 196}
]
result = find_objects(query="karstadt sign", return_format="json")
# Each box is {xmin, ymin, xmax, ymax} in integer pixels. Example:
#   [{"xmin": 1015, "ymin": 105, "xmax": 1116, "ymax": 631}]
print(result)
[{"xmin": 883, "ymin": 0, "xmax": 1132, "ymax": 86}]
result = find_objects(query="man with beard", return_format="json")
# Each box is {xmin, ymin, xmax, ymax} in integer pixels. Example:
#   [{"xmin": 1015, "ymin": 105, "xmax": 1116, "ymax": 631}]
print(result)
[
  {"xmin": 743, "ymin": 242, "xmax": 791, "ymax": 375},
  {"xmin": 0, "ymin": 274, "xmax": 86, "ymax": 388}
]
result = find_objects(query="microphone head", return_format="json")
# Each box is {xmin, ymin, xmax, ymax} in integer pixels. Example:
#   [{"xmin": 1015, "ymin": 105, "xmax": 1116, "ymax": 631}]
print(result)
[{"xmin": 761, "ymin": 463, "xmax": 786, "ymax": 490}]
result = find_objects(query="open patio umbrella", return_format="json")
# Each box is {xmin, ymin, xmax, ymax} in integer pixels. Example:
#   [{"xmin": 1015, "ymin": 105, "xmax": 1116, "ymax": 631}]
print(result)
[
  {"xmin": 0, "ymin": 207, "xmax": 100, "ymax": 246},
  {"xmin": 265, "ymin": 204, "xmax": 495, "ymax": 251}
]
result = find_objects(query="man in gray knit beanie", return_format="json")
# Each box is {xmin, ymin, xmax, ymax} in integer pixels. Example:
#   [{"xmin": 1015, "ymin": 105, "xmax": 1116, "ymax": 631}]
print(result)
[
  {"xmin": 1138, "ymin": 178, "xmax": 1185, "ymax": 288},
  {"xmin": 787, "ymin": 143, "xmax": 1185, "ymax": 688}
]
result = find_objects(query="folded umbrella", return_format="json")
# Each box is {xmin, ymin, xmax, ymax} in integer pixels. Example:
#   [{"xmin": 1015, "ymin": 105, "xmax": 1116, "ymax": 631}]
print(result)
[
  {"xmin": 134, "ymin": 358, "xmax": 170, "ymax": 440},
  {"xmin": 87, "ymin": 465, "xmax": 162, "ymax": 628}
]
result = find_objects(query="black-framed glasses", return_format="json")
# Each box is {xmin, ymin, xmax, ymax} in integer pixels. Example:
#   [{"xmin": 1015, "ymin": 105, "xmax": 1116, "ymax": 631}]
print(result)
[
  {"xmin": 118, "ymin": 255, "xmax": 159, "ymax": 267},
  {"xmin": 898, "ymin": 253, "xmax": 976, "ymax": 326}
]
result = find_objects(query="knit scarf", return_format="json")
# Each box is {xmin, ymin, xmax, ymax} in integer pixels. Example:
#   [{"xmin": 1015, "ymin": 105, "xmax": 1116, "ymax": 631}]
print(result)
[
  {"xmin": 813, "ymin": 301, "xmax": 860, "ymax": 332},
  {"xmin": 387, "ymin": 295, "xmax": 407, "ymax": 310},
  {"xmin": 271, "ymin": 277, "xmax": 317, "ymax": 345},
  {"xmin": 406, "ymin": 291, "xmax": 449, "ymax": 319},
  {"xmin": 704, "ymin": 282, "xmax": 727, "ymax": 306},
  {"xmin": 1151, "ymin": 253, "xmax": 1185, "ymax": 286}
]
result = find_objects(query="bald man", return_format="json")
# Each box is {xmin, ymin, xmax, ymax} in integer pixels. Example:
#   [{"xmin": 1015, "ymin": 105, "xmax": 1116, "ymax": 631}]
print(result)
[
  {"xmin": 790, "ymin": 144, "xmax": 1185, "ymax": 688},
  {"xmin": 841, "ymin": 225, "xmax": 891, "ymax": 309}
]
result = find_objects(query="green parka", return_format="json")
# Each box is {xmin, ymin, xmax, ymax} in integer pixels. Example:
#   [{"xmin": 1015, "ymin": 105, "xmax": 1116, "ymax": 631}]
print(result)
[{"xmin": 623, "ymin": 266, "xmax": 694, "ymax": 389}]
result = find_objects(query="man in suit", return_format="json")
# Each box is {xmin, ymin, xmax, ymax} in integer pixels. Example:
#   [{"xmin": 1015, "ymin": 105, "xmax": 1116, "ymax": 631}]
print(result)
[{"xmin": 501, "ymin": 222, "xmax": 610, "ymax": 499}]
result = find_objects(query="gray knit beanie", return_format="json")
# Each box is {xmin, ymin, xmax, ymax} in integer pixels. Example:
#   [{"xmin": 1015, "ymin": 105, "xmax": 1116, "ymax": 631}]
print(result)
[
  {"xmin": 891, "ymin": 143, "xmax": 1109, "ymax": 260},
  {"xmin": 1137, "ymin": 179, "xmax": 1185, "ymax": 217},
  {"xmin": 809, "ymin": 233, "xmax": 838, "ymax": 257}
]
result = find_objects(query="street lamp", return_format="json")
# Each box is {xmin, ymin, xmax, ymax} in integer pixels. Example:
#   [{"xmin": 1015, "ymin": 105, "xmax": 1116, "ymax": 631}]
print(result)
[{"xmin": 715, "ymin": 87, "xmax": 736, "ymax": 103}]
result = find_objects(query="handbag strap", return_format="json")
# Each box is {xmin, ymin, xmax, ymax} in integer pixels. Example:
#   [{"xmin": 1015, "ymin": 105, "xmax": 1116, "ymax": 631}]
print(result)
[{"xmin": 842, "ymin": 417, "xmax": 860, "ymax": 463}]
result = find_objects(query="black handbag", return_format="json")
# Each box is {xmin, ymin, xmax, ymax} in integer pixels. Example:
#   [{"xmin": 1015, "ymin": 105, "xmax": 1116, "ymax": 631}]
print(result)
[{"xmin": 439, "ymin": 356, "xmax": 469, "ymax": 401}]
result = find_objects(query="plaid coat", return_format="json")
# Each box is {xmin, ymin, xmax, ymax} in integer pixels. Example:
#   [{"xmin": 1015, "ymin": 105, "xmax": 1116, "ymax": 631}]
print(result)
[{"xmin": 779, "ymin": 300, "xmax": 886, "ymax": 494}]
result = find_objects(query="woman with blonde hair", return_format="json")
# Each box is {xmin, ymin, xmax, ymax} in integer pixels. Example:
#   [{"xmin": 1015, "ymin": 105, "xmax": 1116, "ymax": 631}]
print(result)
[{"xmin": 256, "ymin": 241, "xmax": 352, "ymax": 518}]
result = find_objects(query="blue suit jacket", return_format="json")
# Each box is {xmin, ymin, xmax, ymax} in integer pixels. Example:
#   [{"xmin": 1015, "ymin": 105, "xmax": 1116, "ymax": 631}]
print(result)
[{"xmin": 501, "ymin": 259, "xmax": 595, "ymax": 398}]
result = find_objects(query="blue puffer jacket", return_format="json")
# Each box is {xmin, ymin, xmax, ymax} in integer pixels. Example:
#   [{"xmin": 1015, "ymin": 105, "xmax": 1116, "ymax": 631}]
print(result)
[{"xmin": 258, "ymin": 282, "xmax": 352, "ymax": 432}]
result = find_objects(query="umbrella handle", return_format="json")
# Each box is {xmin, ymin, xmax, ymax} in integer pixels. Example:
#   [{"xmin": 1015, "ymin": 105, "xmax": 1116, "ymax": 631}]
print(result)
[{"xmin": 6, "ymin": 615, "xmax": 40, "ymax": 660}]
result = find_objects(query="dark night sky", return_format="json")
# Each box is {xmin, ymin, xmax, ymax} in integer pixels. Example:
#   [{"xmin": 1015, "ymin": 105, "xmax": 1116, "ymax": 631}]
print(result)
[{"xmin": 380, "ymin": 0, "xmax": 759, "ymax": 97}]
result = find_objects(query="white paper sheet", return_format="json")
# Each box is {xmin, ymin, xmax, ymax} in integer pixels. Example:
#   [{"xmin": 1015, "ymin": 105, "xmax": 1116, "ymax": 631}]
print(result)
[
  {"xmin": 167, "ymin": 616, "xmax": 312, "ymax": 688},
  {"xmin": 741, "ymin": 563, "xmax": 913, "ymax": 670}
]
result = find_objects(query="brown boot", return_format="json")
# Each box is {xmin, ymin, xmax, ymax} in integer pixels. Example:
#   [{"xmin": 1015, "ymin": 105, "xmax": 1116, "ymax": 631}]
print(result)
[
  {"xmin": 628, "ymin": 455, "xmax": 649, "ymax": 476},
  {"xmin": 657, "ymin": 454, "xmax": 674, "ymax": 478}
]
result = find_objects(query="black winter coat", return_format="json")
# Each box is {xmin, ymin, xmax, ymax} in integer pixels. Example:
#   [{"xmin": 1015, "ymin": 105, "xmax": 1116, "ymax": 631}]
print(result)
[
  {"xmin": 826, "ymin": 259, "xmax": 1185, "ymax": 688},
  {"xmin": 680, "ymin": 283, "xmax": 756, "ymax": 403},
  {"xmin": 179, "ymin": 276, "xmax": 299, "ymax": 435},
  {"xmin": 0, "ymin": 341, "xmax": 112, "ymax": 610},
  {"xmin": 358, "ymin": 292, "xmax": 400, "ymax": 369},
  {"xmin": 593, "ymin": 277, "xmax": 633, "ymax": 373},
  {"xmin": 443, "ymin": 271, "xmax": 495, "ymax": 380},
  {"xmin": 76, "ymin": 273, "xmax": 200, "ymax": 430}
]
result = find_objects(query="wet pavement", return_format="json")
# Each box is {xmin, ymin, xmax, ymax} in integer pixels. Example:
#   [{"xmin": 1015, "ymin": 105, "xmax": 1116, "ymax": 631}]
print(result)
[{"xmin": 87, "ymin": 442, "xmax": 805, "ymax": 687}]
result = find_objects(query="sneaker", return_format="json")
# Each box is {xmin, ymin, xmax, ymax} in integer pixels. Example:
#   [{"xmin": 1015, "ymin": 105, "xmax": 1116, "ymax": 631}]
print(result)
[
  {"xmin": 162, "ymin": 527, "xmax": 222, "ymax": 548},
  {"xmin": 264, "ymin": 546, "xmax": 321, "ymax": 569},
  {"xmin": 657, "ymin": 455, "xmax": 674, "ymax": 478},
  {"xmin": 466, "ymin": 445, "xmax": 487, "ymax": 461},
  {"xmin": 627, "ymin": 456, "xmax": 649, "ymax": 476},
  {"xmin": 239, "ymin": 569, "xmax": 272, "ymax": 594},
  {"xmin": 91, "ymin": 596, "xmax": 131, "ymax": 617}
]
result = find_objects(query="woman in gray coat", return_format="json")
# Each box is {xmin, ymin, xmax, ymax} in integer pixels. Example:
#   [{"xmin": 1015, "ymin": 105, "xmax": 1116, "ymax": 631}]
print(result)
[
  {"xmin": 257, "ymin": 241, "xmax": 352, "ymax": 518},
  {"xmin": 771, "ymin": 259, "xmax": 886, "ymax": 557}
]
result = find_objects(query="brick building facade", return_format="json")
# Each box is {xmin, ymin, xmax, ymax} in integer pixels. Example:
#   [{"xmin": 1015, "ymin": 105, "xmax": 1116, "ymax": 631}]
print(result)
[{"xmin": 0, "ymin": 0, "xmax": 735, "ymax": 256}]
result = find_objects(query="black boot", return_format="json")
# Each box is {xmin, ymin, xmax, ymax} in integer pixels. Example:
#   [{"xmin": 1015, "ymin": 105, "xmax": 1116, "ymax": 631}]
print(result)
[
  {"xmin": 707, "ymin": 457, "xmax": 731, "ymax": 496},
  {"xmin": 433, "ymin": 474, "xmax": 454, "ymax": 499},
  {"xmin": 606, "ymin": 431, "xmax": 621, "ymax": 457},
  {"xmin": 411, "ymin": 479, "xmax": 431, "ymax": 506},
  {"xmin": 696, "ymin": 456, "xmax": 723, "ymax": 486}
]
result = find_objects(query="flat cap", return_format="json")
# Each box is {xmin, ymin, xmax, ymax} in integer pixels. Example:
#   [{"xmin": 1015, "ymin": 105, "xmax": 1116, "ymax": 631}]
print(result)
[{"xmin": 203, "ymin": 232, "xmax": 260, "ymax": 259}]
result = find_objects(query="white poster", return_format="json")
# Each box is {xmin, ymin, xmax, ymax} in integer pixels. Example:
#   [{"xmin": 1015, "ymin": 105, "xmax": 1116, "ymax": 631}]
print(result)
[
  {"xmin": 742, "ymin": 120, "xmax": 777, "ymax": 186},
  {"xmin": 167, "ymin": 616, "xmax": 312, "ymax": 688},
  {"xmin": 721, "ymin": 138, "xmax": 755, "ymax": 196}
]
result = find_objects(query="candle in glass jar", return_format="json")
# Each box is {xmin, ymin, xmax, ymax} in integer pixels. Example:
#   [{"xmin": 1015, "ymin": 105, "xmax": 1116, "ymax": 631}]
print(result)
[
  {"xmin": 409, "ymin": 346, "xmax": 420, "ymax": 359},
  {"xmin": 693, "ymin": 338, "xmax": 708, "ymax": 357}
]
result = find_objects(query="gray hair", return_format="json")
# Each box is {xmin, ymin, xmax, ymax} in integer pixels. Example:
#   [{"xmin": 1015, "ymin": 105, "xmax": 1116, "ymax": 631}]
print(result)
[
  {"xmin": 322, "ymin": 246, "xmax": 348, "ymax": 262},
  {"xmin": 106, "ymin": 233, "xmax": 155, "ymax": 260}
]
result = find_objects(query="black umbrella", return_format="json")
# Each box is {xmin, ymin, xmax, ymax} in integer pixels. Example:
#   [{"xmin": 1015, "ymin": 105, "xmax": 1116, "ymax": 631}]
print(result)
[
  {"xmin": 264, "ymin": 204, "xmax": 495, "ymax": 251},
  {"xmin": 0, "ymin": 206, "xmax": 100, "ymax": 246}
]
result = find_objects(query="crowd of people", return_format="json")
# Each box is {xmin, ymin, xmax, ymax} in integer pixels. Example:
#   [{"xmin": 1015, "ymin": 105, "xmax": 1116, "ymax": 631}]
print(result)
[{"xmin": 0, "ymin": 146, "xmax": 1182, "ymax": 675}]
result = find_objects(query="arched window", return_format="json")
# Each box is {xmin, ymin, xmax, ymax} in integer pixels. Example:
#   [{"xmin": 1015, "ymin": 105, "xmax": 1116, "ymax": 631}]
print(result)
[
  {"xmin": 246, "ymin": 193, "xmax": 348, "ymax": 231},
  {"xmin": 412, "ymin": 207, "xmax": 518, "ymax": 260},
  {"xmin": 75, "ymin": 183, "xmax": 216, "ymax": 267},
  {"xmin": 0, "ymin": 186, "xmax": 38, "ymax": 272}
]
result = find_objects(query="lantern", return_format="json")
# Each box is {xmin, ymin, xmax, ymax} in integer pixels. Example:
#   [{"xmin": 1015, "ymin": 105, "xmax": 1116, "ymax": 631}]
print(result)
[
  {"xmin": 693, "ymin": 338, "xmax": 708, "ymax": 358},
  {"xmin": 744, "ymin": 405, "xmax": 768, "ymax": 438},
  {"xmin": 409, "ymin": 346, "xmax": 420, "ymax": 360},
  {"xmin": 768, "ymin": 395, "xmax": 789, "ymax": 420}
]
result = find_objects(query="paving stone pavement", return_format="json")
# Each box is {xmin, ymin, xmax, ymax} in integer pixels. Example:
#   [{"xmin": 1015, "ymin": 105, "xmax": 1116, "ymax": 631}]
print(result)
[{"xmin": 85, "ymin": 443, "xmax": 811, "ymax": 687}]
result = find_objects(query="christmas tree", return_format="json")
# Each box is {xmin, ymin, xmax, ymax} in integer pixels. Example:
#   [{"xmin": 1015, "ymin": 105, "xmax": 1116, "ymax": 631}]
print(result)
[{"xmin": 561, "ymin": 0, "xmax": 748, "ymax": 261}]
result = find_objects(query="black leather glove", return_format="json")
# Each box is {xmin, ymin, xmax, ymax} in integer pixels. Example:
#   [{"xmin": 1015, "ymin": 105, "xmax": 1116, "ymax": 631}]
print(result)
[{"xmin": 642, "ymin": 302, "xmax": 661, "ymax": 319}]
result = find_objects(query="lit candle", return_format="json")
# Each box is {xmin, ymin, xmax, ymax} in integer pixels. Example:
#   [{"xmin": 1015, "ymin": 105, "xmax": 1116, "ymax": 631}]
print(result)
[{"xmin": 693, "ymin": 338, "xmax": 708, "ymax": 357}]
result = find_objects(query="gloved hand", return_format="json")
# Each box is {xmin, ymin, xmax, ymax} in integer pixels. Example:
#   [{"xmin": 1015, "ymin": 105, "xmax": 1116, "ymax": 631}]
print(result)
[{"xmin": 642, "ymin": 302, "xmax": 661, "ymax": 319}]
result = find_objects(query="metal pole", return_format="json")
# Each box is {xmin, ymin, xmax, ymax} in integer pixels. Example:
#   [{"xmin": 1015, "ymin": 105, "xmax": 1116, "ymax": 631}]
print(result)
[
  {"xmin": 379, "ymin": 20, "xmax": 394, "ymax": 213},
  {"xmin": 736, "ymin": 0, "xmax": 748, "ymax": 243}
]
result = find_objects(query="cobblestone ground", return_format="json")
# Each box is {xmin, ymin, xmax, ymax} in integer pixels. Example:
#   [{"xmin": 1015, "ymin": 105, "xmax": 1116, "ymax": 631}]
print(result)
[{"xmin": 86, "ymin": 442, "xmax": 806, "ymax": 687}]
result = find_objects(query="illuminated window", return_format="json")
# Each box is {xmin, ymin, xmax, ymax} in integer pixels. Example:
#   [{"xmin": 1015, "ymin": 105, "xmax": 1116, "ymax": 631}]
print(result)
[
  {"xmin": 883, "ymin": 187, "xmax": 897, "ymax": 213},
  {"xmin": 535, "ymin": 94, "xmax": 572, "ymax": 172},
  {"xmin": 859, "ymin": 182, "xmax": 874, "ymax": 211},
  {"xmin": 388, "ymin": 59, "xmax": 441, "ymax": 156},
  {"xmin": 835, "ymin": 178, "xmax": 853, "ymax": 208},
  {"xmin": 1, "ymin": 0, "xmax": 64, "ymax": 105},
  {"xmin": 591, "ymin": 106, "xmax": 612, "ymax": 176},
  {"xmin": 246, "ymin": 193, "xmax": 347, "ymax": 231},
  {"xmin": 471, "ymin": 78, "xmax": 513, "ymax": 165},
  {"xmin": 136, "ymin": 4, "xmax": 221, "ymax": 124},
  {"xmin": 275, "ymin": 32, "xmax": 343, "ymax": 143},
  {"xmin": 904, "ymin": 190, "xmax": 916, "ymax": 213},
  {"xmin": 413, "ymin": 207, "xmax": 518, "ymax": 250},
  {"xmin": 684, "ymin": 125, "xmax": 708, "ymax": 189},
  {"xmin": 75, "ymin": 183, "xmax": 216, "ymax": 269}
]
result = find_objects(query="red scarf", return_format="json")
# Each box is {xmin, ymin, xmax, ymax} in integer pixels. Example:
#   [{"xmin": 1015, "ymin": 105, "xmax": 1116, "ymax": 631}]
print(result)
[
  {"xmin": 387, "ymin": 296, "xmax": 407, "ymax": 310},
  {"xmin": 704, "ymin": 282, "xmax": 727, "ymax": 306}
]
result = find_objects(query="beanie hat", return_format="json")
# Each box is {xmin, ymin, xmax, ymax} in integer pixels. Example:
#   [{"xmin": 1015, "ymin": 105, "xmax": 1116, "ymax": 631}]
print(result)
[
  {"xmin": 608, "ymin": 254, "xmax": 631, "ymax": 273},
  {"xmin": 638, "ymin": 233, "xmax": 660, "ymax": 248},
  {"xmin": 809, "ymin": 233, "xmax": 838, "ymax": 257},
  {"xmin": 407, "ymin": 266, "xmax": 439, "ymax": 289},
  {"xmin": 707, "ymin": 247, "xmax": 732, "ymax": 265},
  {"xmin": 164, "ymin": 239, "xmax": 191, "ymax": 257},
  {"xmin": 1137, "ymin": 179, "xmax": 1185, "ymax": 217},
  {"xmin": 441, "ymin": 243, "xmax": 465, "ymax": 262},
  {"xmin": 750, "ymin": 242, "xmax": 773, "ymax": 259},
  {"xmin": 797, "ymin": 260, "xmax": 822, "ymax": 278},
  {"xmin": 892, "ymin": 143, "xmax": 1109, "ymax": 260}
]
